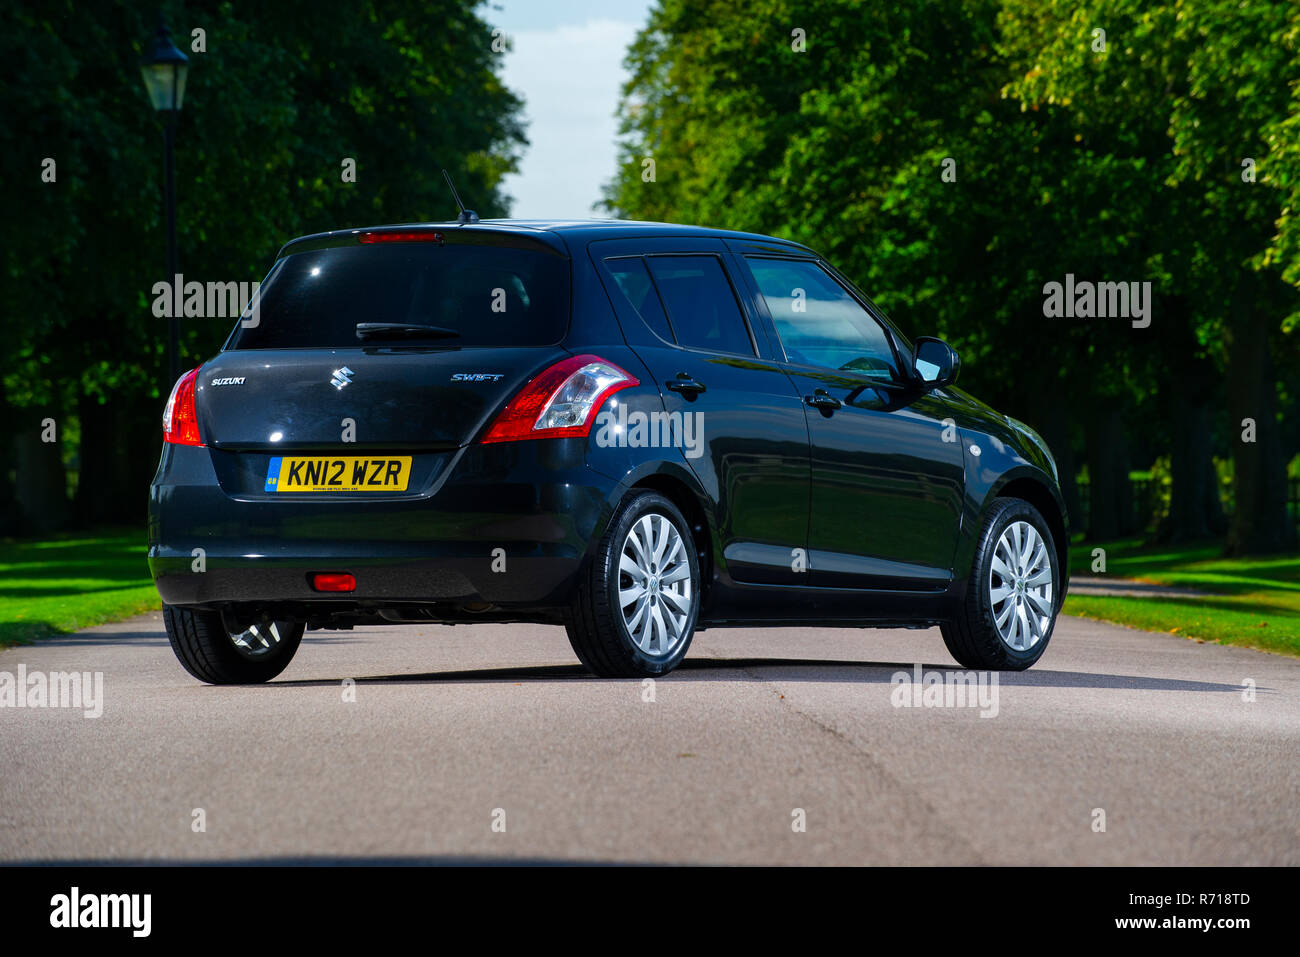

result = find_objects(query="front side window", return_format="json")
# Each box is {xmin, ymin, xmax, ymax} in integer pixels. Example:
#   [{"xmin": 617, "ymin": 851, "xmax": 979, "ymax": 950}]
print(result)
[{"xmin": 746, "ymin": 257, "xmax": 899, "ymax": 379}]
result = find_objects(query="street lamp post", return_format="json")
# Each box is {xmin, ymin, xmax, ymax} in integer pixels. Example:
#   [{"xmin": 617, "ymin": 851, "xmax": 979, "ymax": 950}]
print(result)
[{"xmin": 140, "ymin": 18, "xmax": 189, "ymax": 387}]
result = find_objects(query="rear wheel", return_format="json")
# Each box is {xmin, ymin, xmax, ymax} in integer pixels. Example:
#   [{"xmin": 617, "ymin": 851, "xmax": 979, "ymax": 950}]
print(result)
[
  {"xmin": 566, "ymin": 490, "xmax": 700, "ymax": 677},
  {"xmin": 164, "ymin": 604, "xmax": 304, "ymax": 684},
  {"xmin": 941, "ymin": 497, "xmax": 1059, "ymax": 671}
]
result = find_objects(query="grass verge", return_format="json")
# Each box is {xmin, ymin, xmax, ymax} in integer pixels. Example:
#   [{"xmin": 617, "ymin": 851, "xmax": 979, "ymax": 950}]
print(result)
[
  {"xmin": 1064, "ymin": 538, "xmax": 1300, "ymax": 657},
  {"xmin": 3, "ymin": 529, "xmax": 1296, "ymax": 658},
  {"xmin": 0, "ymin": 528, "xmax": 158, "ymax": 648}
]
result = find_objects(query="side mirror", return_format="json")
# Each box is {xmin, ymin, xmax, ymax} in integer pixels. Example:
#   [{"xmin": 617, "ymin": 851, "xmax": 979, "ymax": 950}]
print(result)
[{"xmin": 912, "ymin": 336, "xmax": 959, "ymax": 389}]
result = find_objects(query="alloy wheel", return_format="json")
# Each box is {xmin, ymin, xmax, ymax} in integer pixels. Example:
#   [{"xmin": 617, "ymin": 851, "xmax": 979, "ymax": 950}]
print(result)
[
  {"xmin": 228, "ymin": 615, "xmax": 289, "ymax": 660},
  {"xmin": 617, "ymin": 513, "xmax": 694, "ymax": 658},
  {"xmin": 989, "ymin": 520, "xmax": 1054, "ymax": 651}
]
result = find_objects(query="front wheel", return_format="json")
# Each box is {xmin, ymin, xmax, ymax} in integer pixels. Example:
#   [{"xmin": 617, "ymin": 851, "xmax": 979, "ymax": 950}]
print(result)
[
  {"xmin": 941, "ymin": 498, "xmax": 1060, "ymax": 671},
  {"xmin": 565, "ymin": 490, "xmax": 701, "ymax": 677},
  {"xmin": 164, "ymin": 604, "xmax": 304, "ymax": 684}
]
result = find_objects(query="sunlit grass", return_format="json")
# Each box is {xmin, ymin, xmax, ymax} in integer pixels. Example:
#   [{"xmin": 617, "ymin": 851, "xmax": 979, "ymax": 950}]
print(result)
[
  {"xmin": 1066, "ymin": 539, "xmax": 1300, "ymax": 657},
  {"xmin": 3, "ymin": 528, "xmax": 1297, "ymax": 657},
  {"xmin": 0, "ymin": 528, "xmax": 157, "ymax": 647}
]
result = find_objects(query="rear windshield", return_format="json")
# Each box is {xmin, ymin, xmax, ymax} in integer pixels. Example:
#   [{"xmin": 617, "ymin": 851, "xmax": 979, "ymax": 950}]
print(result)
[{"xmin": 226, "ymin": 241, "xmax": 570, "ymax": 349}]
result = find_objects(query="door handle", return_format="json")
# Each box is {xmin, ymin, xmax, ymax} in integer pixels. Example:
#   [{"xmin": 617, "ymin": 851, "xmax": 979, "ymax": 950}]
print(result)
[
  {"xmin": 804, "ymin": 389, "xmax": 841, "ymax": 411},
  {"xmin": 666, "ymin": 375, "xmax": 706, "ymax": 395}
]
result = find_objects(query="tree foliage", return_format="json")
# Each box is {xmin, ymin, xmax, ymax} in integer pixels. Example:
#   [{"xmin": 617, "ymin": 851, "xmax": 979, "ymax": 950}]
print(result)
[
  {"xmin": 0, "ymin": 0, "xmax": 524, "ymax": 529},
  {"xmin": 605, "ymin": 0, "xmax": 1299, "ymax": 551}
]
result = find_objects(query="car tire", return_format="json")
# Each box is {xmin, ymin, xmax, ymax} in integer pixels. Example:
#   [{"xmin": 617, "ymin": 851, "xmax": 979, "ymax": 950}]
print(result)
[
  {"xmin": 941, "ymin": 497, "xmax": 1060, "ymax": 671},
  {"xmin": 164, "ymin": 604, "xmax": 304, "ymax": 684},
  {"xmin": 566, "ymin": 490, "xmax": 701, "ymax": 678}
]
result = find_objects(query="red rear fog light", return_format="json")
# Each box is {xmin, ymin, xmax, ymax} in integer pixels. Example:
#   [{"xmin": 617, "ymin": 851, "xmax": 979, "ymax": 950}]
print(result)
[{"xmin": 311, "ymin": 573, "xmax": 356, "ymax": 592}]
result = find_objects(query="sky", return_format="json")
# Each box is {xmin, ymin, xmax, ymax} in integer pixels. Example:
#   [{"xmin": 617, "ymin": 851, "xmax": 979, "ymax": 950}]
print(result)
[{"xmin": 486, "ymin": 0, "xmax": 655, "ymax": 219}]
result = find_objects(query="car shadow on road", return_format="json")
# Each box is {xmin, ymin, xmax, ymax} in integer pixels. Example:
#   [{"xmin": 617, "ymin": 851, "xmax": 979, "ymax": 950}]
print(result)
[
  {"xmin": 269, "ymin": 657, "xmax": 1250, "ymax": 694},
  {"xmin": 0, "ymin": 630, "xmax": 170, "ymax": 648},
  {"xmin": 8, "ymin": 629, "xmax": 369, "ymax": 649},
  {"xmin": 8, "ymin": 854, "xmax": 658, "ymax": 866}
]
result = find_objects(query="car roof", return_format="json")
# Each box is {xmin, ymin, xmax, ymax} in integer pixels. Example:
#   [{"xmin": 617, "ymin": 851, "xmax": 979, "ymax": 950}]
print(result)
[{"xmin": 277, "ymin": 219, "xmax": 816, "ymax": 258}]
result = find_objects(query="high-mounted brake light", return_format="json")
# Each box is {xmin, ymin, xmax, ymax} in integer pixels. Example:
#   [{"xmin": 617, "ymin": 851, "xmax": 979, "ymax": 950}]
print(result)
[
  {"xmin": 162, "ymin": 367, "xmax": 203, "ymax": 446},
  {"xmin": 480, "ymin": 355, "xmax": 638, "ymax": 444},
  {"xmin": 358, "ymin": 230, "xmax": 444, "ymax": 244}
]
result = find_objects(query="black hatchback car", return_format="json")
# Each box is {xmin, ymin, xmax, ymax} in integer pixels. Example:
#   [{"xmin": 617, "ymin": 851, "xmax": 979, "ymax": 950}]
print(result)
[{"xmin": 149, "ymin": 219, "xmax": 1068, "ymax": 684}]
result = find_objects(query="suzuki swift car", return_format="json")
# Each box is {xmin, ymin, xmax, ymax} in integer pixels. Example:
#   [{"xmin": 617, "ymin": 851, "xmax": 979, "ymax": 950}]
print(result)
[{"xmin": 149, "ymin": 219, "xmax": 1068, "ymax": 684}]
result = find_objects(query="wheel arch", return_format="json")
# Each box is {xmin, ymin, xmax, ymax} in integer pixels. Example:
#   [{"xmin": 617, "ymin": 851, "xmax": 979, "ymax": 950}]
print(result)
[
  {"xmin": 993, "ymin": 475, "xmax": 1070, "ymax": 597},
  {"xmin": 629, "ymin": 471, "xmax": 713, "ymax": 600}
]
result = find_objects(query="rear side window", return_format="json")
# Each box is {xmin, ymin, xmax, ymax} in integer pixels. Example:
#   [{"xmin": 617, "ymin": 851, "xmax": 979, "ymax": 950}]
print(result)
[
  {"xmin": 604, "ymin": 257, "xmax": 675, "ymax": 343},
  {"xmin": 645, "ymin": 255, "xmax": 755, "ymax": 356},
  {"xmin": 227, "ymin": 242, "xmax": 569, "ymax": 349}
]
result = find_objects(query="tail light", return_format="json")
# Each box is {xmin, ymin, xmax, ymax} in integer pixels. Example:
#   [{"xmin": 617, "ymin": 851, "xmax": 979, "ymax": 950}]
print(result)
[
  {"xmin": 162, "ymin": 367, "xmax": 203, "ymax": 446},
  {"xmin": 311, "ymin": 572, "xmax": 356, "ymax": 592},
  {"xmin": 481, "ymin": 354, "xmax": 638, "ymax": 444}
]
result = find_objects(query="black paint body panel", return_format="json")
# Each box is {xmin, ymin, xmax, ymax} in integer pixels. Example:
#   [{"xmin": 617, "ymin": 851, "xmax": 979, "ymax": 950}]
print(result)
[{"xmin": 149, "ymin": 220, "xmax": 1068, "ymax": 629}]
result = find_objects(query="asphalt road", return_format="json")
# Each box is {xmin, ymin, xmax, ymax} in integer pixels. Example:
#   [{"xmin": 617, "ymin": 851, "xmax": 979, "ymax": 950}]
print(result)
[{"xmin": 1, "ymin": 613, "xmax": 1296, "ymax": 865}]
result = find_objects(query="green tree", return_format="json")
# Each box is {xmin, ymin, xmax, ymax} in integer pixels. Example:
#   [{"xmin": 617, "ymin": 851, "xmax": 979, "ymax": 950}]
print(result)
[
  {"xmin": 0, "ymin": 0, "xmax": 524, "ymax": 531},
  {"xmin": 604, "ymin": 0, "xmax": 1164, "ymax": 537},
  {"xmin": 606, "ymin": 0, "xmax": 1297, "ymax": 551},
  {"xmin": 998, "ymin": 0, "xmax": 1298, "ymax": 551}
]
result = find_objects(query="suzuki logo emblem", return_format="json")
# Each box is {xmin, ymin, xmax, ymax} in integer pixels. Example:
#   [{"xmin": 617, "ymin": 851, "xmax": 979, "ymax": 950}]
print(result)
[{"xmin": 330, "ymin": 367, "xmax": 354, "ymax": 390}]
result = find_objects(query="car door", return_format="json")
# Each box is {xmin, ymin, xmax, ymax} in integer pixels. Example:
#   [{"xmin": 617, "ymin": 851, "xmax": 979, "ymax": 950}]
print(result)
[
  {"xmin": 736, "ymin": 253, "xmax": 964, "ymax": 591},
  {"xmin": 589, "ymin": 237, "xmax": 810, "ymax": 587}
]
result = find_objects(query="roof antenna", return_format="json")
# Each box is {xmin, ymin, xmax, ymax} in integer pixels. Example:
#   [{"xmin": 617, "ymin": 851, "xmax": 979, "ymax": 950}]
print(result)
[{"xmin": 442, "ymin": 169, "xmax": 479, "ymax": 224}]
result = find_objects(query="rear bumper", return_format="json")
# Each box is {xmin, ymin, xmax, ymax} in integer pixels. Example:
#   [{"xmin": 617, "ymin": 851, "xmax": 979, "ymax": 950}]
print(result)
[{"xmin": 148, "ymin": 439, "xmax": 614, "ymax": 608}]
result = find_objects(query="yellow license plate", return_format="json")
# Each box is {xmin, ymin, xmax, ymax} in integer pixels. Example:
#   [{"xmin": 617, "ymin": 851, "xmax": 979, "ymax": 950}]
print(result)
[{"xmin": 265, "ymin": 456, "xmax": 412, "ymax": 492}]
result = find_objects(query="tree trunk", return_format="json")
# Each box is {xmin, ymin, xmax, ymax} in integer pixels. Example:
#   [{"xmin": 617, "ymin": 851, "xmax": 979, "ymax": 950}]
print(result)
[
  {"xmin": 13, "ymin": 411, "xmax": 70, "ymax": 533},
  {"xmin": 74, "ymin": 392, "xmax": 159, "ymax": 527},
  {"xmin": 0, "ymin": 386, "xmax": 29, "ymax": 535},
  {"xmin": 1085, "ymin": 407, "xmax": 1129, "ymax": 540},
  {"xmin": 1147, "ymin": 294, "xmax": 1222, "ymax": 543},
  {"xmin": 1225, "ymin": 286, "xmax": 1293, "ymax": 554},
  {"xmin": 1161, "ymin": 400, "xmax": 1222, "ymax": 542}
]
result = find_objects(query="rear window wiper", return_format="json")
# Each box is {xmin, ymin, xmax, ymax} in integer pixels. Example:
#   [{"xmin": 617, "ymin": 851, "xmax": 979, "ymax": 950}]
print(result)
[{"xmin": 355, "ymin": 322, "xmax": 461, "ymax": 340}]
